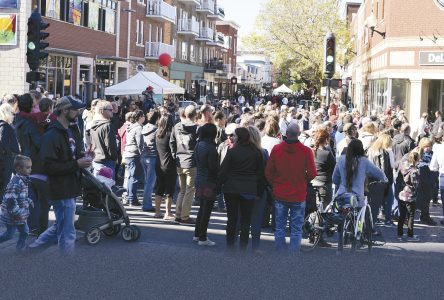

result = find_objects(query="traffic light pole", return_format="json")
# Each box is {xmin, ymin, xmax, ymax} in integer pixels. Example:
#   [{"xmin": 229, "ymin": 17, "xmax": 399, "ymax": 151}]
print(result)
[{"xmin": 326, "ymin": 78, "xmax": 331, "ymax": 108}]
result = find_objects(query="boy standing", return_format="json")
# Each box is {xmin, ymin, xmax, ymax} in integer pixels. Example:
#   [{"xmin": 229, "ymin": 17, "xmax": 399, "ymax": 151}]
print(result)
[{"xmin": 0, "ymin": 155, "xmax": 33, "ymax": 251}]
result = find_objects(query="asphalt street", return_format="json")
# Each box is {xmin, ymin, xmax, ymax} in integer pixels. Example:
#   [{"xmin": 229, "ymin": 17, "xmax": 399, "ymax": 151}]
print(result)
[{"xmin": 0, "ymin": 202, "xmax": 443, "ymax": 300}]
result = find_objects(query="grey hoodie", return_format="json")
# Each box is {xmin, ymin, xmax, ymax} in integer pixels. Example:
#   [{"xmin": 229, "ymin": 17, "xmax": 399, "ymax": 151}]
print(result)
[
  {"xmin": 123, "ymin": 123, "xmax": 143, "ymax": 159},
  {"xmin": 141, "ymin": 123, "xmax": 157, "ymax": 157},
  {"xmin": 169, "ymin": 120, "xmax": 198, "ymax": 168}
]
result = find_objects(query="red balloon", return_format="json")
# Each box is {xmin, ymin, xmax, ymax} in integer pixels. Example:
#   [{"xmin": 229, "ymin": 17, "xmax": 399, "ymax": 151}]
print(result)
[{"xmin": 159, "ymin": 53, "xmax": 172, "ymax": 67}]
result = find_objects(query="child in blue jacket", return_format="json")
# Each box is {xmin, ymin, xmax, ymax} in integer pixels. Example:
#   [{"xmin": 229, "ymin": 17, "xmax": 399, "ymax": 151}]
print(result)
[{"xmin": 0, "ymin": 155, "xmax": 33, "ymax": 251}]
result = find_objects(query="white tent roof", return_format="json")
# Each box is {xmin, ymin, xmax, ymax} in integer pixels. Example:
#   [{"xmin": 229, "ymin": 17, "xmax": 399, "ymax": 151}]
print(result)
[
  {"xmin": 273, "ymin": 84, "xmax": 293, "ymax": 94},
  {"xmin": 105, "ymin": 72, "xmax": 185, "ymax": 95}
]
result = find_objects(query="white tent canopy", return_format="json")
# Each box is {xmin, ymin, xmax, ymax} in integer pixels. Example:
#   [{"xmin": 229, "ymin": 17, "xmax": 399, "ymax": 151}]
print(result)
[
  {"xmin": 273, "ymin": 84, "xmax": 293, "ymax": 94},
  {"xmin": 105, "ymin": 71, "xmax": 185, "ymax": 95}
]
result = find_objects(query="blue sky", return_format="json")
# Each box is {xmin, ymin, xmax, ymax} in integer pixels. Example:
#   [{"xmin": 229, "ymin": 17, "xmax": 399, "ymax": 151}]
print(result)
[{"xmin": 218, "ymin": 0, "xmax": 267, "ymax": 37}]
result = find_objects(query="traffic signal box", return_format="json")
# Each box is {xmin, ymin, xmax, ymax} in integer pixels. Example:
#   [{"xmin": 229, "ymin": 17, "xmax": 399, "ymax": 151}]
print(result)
[
  {"xmin": 324, "ymin": 33, "xmax": 336, "ymax": 79},
  {"xmin": 26, "ymin": 12, "xmax": 49, "ymax": 84}
]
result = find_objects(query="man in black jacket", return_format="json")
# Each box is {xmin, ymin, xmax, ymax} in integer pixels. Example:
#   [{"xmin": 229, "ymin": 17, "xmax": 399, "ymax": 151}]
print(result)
[
  {"xmin": 29, "ymin": 96, "xmax": 91, "ymax": 253},
  {"xmin": 90, "ymin": 100, "xmax": 119, "ymax": 177},
  {"xmin": 170, "ymin": 105, "xmax": 198, "ymax": 224}
]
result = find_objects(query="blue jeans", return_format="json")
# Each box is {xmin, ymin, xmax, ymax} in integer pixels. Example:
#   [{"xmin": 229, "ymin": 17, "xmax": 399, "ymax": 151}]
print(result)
[
  {"xmin": 215, "ymin": 193, "xmax": 226, "ymax": 210},
  {"xmin": 0, "ymin": 223, "xmax": 29, "ymax": 250},
  {"xmin": 125, "ymin": 157, "xmax": 143, "ymax": 203},
  {"xmin": 92, "ymin": 161, "xmax": 116, "ymax": 179},
  {"xmin": 384, "ymin": 184, "xmax": 394, "ymax": 222},
  {"xmin": 141, "ymin": 156, "xmax": 157, "ymax": 210},
  {"xmin": 251, "ymin": 192, "xmax": 267, "ymax": 250},
  {"xmin": 274, "ymin": 200, "xmax": 306, "ymax": 252},
  {"xmin": 29, "ymin": 198, "xmax": 76, "ymax": 253}
]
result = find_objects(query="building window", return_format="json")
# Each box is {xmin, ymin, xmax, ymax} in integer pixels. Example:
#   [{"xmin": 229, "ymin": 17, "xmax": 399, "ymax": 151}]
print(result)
[
  {"xmin": 38, "ymin": 55, "xmax": 73, "ymax": 98},
  {"xmin": 39, "ymin": 0, "xmax": 116, "ymax": 34},
  {"xmin": 190, "ymin": 45, "xmax": 195, "ymax": 62},
  {"xmin": 136, "ymin": 20, "xmax": 144, "ymax": 45},
  {"xmin": 181, "ymin": 42, "xmax": 187, "ymax": 60}
]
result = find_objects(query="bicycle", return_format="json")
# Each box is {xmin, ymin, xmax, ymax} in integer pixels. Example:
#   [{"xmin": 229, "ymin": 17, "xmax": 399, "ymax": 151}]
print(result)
[
  {"xmin": 340, "ymin": 192, "xmax": 374, "ymax": 253},
  {"xmin": 301, "ymin": 186, "xmax": 342, "ymax": 252}
]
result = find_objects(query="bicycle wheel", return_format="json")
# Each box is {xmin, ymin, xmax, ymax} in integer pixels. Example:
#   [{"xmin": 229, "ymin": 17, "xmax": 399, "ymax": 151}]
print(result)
[
  {"xmin": 362, "ymin": 205, "xmax": 373, "ymax": 253},
  {"xmin": 301, "ymin": 211, "xmax": 322, "ymax": 252},
  {"xmin": 342, "ymin": 212, "xmax": 356, "ymax": 252}
]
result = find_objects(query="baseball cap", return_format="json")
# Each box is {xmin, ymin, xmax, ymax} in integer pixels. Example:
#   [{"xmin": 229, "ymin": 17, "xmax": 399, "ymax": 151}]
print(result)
[{"xmin": 55, "ymin": 96, "xmax": 86, "ymax": 111}]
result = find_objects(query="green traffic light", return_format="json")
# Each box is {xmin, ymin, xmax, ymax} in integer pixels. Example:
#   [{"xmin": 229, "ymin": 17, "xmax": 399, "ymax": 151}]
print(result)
[{"xmin": 28, "ymin": 41, "xmax": 36, "ymax": 50}]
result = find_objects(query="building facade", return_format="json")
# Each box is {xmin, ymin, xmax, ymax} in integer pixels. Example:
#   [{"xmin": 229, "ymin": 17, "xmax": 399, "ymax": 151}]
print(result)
[
  {"xmin": 0, "ymin": 0, "xmax": 237, "ymax": 103},
  {"xmin": 349, "ymin": 0, "xmax": 444, "ymax": 134},
  {"xmin": 236, "ymin": 51, "xmax": 273, "ymax": 93}
]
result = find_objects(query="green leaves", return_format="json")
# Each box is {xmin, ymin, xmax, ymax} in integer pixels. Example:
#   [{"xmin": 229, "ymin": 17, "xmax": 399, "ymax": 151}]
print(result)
[{"xmin": 244, "ymin": 0, "xmax": 349, "ymax": 87}]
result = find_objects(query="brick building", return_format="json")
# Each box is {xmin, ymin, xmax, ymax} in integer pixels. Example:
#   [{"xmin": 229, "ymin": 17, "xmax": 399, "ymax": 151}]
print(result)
[
  {"xmin": 349, "ymin": 0, "xmax": 444, "ymax": 134},
  {"xmin": 0, "ymin": 0, "xmax": 238, "ymax": 103}
]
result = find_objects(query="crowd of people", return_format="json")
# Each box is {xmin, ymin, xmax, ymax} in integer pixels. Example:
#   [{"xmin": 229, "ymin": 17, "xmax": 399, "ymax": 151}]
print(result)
[{"xmin": 0, "ymin": 87, "xmax": 443, "ymax": 253}]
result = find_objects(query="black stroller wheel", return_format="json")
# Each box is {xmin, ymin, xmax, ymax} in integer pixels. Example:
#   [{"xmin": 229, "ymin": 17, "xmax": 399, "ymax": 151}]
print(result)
[
  {"xmin": 85, "ymin": 227, "xmax": 102, "ymax": 245},
  {"xmin": 130, "ymin": 225, "xmax": 141, "ymax": 241},
  {"xmin": 103, "ymin": 224, "xmax": 122, "ymax": 237},
  {"xmin": 121, "ymin": 225, "xmax": 140, "ymax": 242}
]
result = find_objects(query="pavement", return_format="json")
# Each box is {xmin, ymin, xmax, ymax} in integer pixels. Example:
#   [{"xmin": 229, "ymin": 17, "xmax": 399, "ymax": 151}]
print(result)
[{"xmin": 0, "ymin": 200, "xmax": 443, "ymax": 299}]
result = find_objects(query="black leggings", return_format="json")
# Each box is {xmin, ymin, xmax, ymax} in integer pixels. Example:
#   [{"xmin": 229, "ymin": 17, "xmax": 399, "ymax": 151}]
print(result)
[
  {"xmin": 224, "ymin": 193, "xmax": 255, "ymax": 249},
  {"xmin": 397, "ymin": 201, "xmax": 416, "ymax": 237}
]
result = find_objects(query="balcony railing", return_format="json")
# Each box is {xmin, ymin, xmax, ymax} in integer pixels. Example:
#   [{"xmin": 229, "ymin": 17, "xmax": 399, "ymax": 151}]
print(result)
[
  {"xmin": 196, "ymin": 0, "xmax": 215, "ymax": 14},
  {"xmin": 204, "ymin": 58, "xmax": 224, "ymax": 72},
  {"xmin": 145, "ymin": 42, "xmax": 176, "ymax": 59},
  {"xmin": 146, "ymin": 1, "xmax": 177, "ymax": 24},
  {"xmin": 208, "ymin": 5, "xmax": 225, "ymax": 19},
  {"xmin": 216, "ymin": 32, "xmax": 225, "ymax": 45},
  {"xmin": 177, "ymin": 19, "xmax": 200, "ymax": 35},
  {"xmin": 196, "ymin": 27, "xmax": 214, "ymax": 41},
  {"xmin": 178, "ymin": 0, "xmax": 201, "ymax": 6}
]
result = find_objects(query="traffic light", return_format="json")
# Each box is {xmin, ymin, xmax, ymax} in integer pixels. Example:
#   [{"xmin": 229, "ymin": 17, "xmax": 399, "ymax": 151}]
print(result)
[
  {"xmin": 324, "ymin": 32, "xmax": 335, "ymax": 78},
  {"xmin": 27, "ymin": 12, "xmax": 50, "ymax": 71}
]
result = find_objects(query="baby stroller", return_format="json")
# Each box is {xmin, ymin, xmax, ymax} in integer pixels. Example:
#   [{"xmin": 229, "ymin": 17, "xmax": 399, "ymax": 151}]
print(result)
[{"xmin": 75, "ymin": 169, "xmax": 141, "ymax": 245}]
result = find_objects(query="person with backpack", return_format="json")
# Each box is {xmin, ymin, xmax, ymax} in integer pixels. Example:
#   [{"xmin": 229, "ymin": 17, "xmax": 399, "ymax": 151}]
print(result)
[{"xmin": 398, "ymin": 151, "xmax": 420, "ymax": 241}]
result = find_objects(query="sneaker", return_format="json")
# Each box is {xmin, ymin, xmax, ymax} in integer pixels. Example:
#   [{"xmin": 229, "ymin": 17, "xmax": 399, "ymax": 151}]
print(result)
[
  {"xmin": 192, "ymin": 236, "xmax": 199, "ymax": 242},
  {"xmin": 130, "ymin": 201, "xmax": 142, "ymax": 207},
  {"xmin": 318, "ymin": 239, "xmax": 332, "ymax": 248},
  {"xmin": 198, "ymin": 239, "xmax": 216, "ymax": 246},
  {"xmin": 407, "ymin": 235, "xmax": 420, "ymax": 242},
  {"xmin": 174, "ymin": 217, "xmax": 182, "ymax": 224},
  {"xmin": 180, "ymin": 218, "xmax": 196, "ymax": 225}
]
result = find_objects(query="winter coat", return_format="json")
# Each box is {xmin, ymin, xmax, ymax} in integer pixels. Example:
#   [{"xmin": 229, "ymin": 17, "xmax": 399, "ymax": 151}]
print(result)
[
  {"xmin": 14, "ymin": 113, "xmax": 43, "ymax": 174},
  {"xmin": 398, "ymin": 161, "xmax": 419, "ymax": 202},
  {"xmin": 265, "ymin": 140, "xmax": 317, "ymax": 202},
  {"xmin": 0, "ymin": 120, "xmax": 20, "ymax": 191},
  {"xmin": 0, "ymin": 175, "xmax": 33, "ymax": 226},
  {"xmin": 123, "ymin": 123, "xmax": 143, "ymax": 159},
  {"xmin": 90, "ymin": 119, "xmax": 119, "ymax": 163},
  {"xmin": 219, "ymin": 143, "xmax": 263, "ymax": 196},
  {"xmin": 156, "ymin": 131, "xmax": 176, "ymax": 174},
  {"xmin": 392, "ymin": 133, "xmax": 415, "ymax": 169},
  {"xmin": 169, "ymin": 120, "xmax": 198, "ymax": 169},
  {"xmin": 40, "ymin": 120, "xmax": 83, "ymax": 201},
  {"xmin": 194, "ymin": 139, "xmax": 219, "ymax": 188},
  {"xmin": 141, "ymin": 123, "xmax": 157, "ymax": 157}
]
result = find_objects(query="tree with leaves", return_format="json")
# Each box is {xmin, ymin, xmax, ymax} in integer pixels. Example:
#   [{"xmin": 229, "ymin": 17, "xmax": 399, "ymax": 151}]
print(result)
[{"xmin": 244, "ymin": 0, "xmax": 351, "ymax": 89}]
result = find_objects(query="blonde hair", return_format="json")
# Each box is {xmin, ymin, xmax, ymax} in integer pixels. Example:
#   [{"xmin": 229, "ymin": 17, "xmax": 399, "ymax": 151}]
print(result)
[
  {"xmin": 368, "ymin": 133, "xmax": 392, "ymax": 153},
  {"xmin": 0, "ymin": 103, "xmax": 15, "ymax": 124},
  {"xmin": 362, "ymin": 121, "xmax": 377, "ymax": 135},
  {"xmin": 418, "ymin": 137, "xmax": 433, "ymax": 152}
]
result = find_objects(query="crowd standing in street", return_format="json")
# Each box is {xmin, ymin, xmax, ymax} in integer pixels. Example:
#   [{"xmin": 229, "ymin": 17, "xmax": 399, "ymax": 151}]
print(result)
[{"xmin": 1, "ymin": 88, "xmax": 444, "ymax": 254}]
